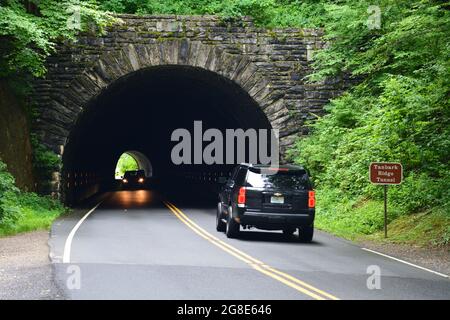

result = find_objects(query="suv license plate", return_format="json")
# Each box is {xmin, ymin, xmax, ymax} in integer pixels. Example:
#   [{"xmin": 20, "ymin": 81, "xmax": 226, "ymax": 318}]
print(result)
[{"xmin": 271, "ymin": 196, "xmax": 284, "ymax": 204}]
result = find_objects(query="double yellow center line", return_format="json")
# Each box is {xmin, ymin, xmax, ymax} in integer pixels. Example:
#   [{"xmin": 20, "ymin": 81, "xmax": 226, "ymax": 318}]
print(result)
[{"xmin": 163, "ymin": 201, "xmax": 339, "ymax": 300}]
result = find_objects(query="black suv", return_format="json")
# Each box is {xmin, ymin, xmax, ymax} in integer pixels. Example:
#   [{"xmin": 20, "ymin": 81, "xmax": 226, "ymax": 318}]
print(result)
[{"xmin": 217, "ymin": 164, "xmax": 315, "ymax": 242}]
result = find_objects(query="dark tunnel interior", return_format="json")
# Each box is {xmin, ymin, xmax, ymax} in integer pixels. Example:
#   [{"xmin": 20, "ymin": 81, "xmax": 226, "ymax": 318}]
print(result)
[{"xmin": 62, "ymin": 65, "xmax": 274, "ymax": 205}]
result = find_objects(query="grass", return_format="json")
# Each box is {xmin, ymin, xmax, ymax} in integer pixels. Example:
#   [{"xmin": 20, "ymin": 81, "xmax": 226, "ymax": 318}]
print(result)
[
  {"xmin": 364, "ymin": 207, "xmax": 450, "ymax": 247},
  {"xmin": 314, "ymin": 187, "xmax": 450, "ymax": 248},
  {"xmin": 0, "ymin": 192, "xmax": 66, "ymax": 237}
]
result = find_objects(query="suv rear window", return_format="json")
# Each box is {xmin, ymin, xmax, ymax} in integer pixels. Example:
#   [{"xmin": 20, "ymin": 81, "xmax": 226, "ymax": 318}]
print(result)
[{"xmin": 245, "ymin": 168, "xmax": 310, "ymax": 190}]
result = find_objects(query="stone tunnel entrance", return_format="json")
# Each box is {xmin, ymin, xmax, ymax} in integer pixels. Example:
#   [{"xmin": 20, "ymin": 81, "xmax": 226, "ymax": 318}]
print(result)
[
  {"xmin": 62, "ymin": 65, "xmax": 273, "ymax": 205},
  {"xmin": 32, "ymin": 15, "xmax": 349, "ymax": 204}
]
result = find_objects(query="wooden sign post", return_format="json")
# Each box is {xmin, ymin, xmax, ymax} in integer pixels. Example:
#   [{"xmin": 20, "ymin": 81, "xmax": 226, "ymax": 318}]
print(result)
[{"xmin": 369, "ymin": 162, "xmax": 403, "ymax": 238}]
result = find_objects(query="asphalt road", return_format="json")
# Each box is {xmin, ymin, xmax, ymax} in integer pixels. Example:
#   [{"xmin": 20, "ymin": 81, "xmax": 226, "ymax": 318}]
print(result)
[{"xmin": 49, "ymin": 190, "xmax": 450, "ymax": 300}]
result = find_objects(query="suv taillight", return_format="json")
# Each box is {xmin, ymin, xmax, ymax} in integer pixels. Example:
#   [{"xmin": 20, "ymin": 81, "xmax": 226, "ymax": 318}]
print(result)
[
  {"xmin": 308, "ymin": 190, "xmax": 315, "ymax": 208},
  {"xmin": 238, "ymin": 187, "xmax": 246, "ymax": 205}
]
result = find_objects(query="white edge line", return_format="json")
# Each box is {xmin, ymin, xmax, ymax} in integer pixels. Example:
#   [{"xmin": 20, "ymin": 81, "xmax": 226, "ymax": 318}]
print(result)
[
  {"xmin": 361, "ymin": 247, "xmax": 449, "ymax": 278},
  {"xmin": 62, "ymin": 201, "xmax": 103, "ymax": 263}
]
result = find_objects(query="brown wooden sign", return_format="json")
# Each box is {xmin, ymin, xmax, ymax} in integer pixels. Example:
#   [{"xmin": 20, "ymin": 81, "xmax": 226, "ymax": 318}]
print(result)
[{"xmin": 370, "ymin": 162, "xmax": 403, "ymax": 185}]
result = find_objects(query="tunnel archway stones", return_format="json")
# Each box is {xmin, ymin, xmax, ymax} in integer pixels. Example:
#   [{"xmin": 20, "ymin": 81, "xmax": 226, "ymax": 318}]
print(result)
[{"xmin": 63, "ymin": 40, "xmax": 296, "ymax": 161}]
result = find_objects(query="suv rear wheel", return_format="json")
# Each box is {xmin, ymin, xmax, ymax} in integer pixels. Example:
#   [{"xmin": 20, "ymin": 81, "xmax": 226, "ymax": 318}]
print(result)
[
  {"xmin": 216, "ymin": 202, "xmax": 226, "ymax": 232},
  {"xmin": 298, "ymin": 224, "xmax": 314, "ymax": 243},
  {"xmin": 226, "ymin": 207, "xmax": 240, "ymax": 238}
]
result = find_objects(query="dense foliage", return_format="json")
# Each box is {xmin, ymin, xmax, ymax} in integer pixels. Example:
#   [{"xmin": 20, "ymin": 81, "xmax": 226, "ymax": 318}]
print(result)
[
  {"xmin": 0, "ymin": 0, "xmax": 115, "ymax": 81},
  {"xmin": 98, "ymin": 0, "xmax": 329, "ymax": 26},
  {"xmin": 0, "ymin": 160, "xmax": 64, "ymax": 235},
  {"xmin": 288, "ymin": 0, "xmax": 449, "ymax": 244}
]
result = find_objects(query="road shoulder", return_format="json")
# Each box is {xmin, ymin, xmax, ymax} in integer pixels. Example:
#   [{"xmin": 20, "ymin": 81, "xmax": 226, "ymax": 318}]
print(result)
[
  {"xmin": 357, "ymin": 239, "xmax": 450, "ymax": 277},
  {"xmin": 0, "ymin": 230, "xmax": 64, "ymax": 299}
]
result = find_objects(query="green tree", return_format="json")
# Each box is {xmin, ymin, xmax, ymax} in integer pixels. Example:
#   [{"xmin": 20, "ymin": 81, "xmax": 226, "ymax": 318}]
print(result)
[
  {"xmin": 288, "ymin": 0, "xmax": 449, "ymax": 243},
  {"xmin": 0, "ymin": 0, "xmax": 115, "ymax": 80},
  {"xmin": 115, "ymin": 153, "xmax": 139, "ymax": 178}
]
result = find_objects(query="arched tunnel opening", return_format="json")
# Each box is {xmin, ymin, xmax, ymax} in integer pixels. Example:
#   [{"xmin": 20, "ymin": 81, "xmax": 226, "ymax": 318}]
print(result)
[
  {"xmin": 114, "ymin": 151, "xmax": 153, "ymax": 179},
  {"xmin": 62, "ymin": 65, "xmax": 274, "ymax": 206}
]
